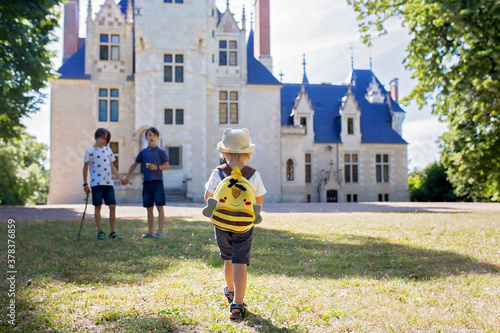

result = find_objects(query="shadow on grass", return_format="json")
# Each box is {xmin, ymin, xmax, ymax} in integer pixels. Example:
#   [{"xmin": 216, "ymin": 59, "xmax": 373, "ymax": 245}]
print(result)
[{"xmin": 7, "ymin": 218, "xmax": 499, "ymax": 286}]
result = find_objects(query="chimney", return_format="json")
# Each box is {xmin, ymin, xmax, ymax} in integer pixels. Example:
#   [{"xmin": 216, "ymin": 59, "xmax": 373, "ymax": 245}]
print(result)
[
  {"xmin": 63, "ymin": 0, "xmax": 80, "ymax": 63},
  {"xmin": 254, "ymin": 0, "xmax": 273, "ymax": 73},
  {"xmin": 390, "ymin": 78, "xmax": 399, "ymax": 102}
]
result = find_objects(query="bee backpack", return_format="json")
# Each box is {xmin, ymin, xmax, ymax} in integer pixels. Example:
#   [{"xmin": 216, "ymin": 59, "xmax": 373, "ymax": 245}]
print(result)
[{"xmin": 202, "ymin": 164, "xmax": 262, "ymax": 233}]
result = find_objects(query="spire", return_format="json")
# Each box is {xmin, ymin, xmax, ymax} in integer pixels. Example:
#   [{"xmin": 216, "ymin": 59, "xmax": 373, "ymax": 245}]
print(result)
[
  {"xmin": 369, "ymin": 50, "xmax": 373, "ymax": 71},
  {"xmin": 87, "ymin": 0, "xmax": 92, "ymax": 22},
  {"xmin": 126, "ymin": 0, "xmax": 133, "ymax": 24},
  {"xmin": 302, "ymin": 54, "xmax": 309, "ymax": 85},
  {"xmin": 349, "ymin": 46, "xmax": 354, "ymax": 70},
  {"xmin": 278, "ymin": 70, "xmax": 284, "ymax": 83},
  {"xmin": 242, "ymin": 5, "xmax": 246, "ymax": 31},
  {"xmin": 226, "ymin": 0, "xmax": 230, "ymax": 11}
]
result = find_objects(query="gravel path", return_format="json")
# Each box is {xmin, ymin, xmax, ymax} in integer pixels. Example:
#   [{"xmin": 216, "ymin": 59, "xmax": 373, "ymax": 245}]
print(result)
[{"xmin": 1, "ymin": 202, "xmax": 499, "ymax": 222}]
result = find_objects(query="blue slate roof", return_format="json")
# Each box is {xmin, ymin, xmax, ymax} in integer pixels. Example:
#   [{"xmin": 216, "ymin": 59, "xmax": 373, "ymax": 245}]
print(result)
[
  {"xmin": 246, "ymin": 30, "xmax": 281, "ymax": 85},
  {"xmin": 57, "ymin": 45, "xmax": 89, "ymax": 79},
  {"xmin": 281, "ymin": 69, "xmax": 407, "ymax": 144}
]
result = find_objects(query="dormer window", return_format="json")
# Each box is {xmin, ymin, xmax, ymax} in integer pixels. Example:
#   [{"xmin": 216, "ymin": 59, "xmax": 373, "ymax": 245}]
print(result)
[
  {"xmin": 300, "ymin": 117, "xmax": 306, "ymax": 127},
  {"xmin": 99, "ymin": 34, "xmax": 119, "ymax": 61},
  {"xmin": 219, "ymin": 40, "xmax": 237, "ymax": 66}
]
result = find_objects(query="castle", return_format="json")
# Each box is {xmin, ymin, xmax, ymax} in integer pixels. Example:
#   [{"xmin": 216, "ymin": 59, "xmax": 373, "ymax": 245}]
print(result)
[{"xmin": 48, "ymin": 0, "xmax": 409, "ymax": 204}]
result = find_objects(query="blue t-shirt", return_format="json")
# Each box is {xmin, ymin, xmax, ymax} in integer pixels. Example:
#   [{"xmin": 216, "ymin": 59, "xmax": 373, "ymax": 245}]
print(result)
[{"xmin": 135, "ymin": 146, "xmax": 169, "ymax": 181}]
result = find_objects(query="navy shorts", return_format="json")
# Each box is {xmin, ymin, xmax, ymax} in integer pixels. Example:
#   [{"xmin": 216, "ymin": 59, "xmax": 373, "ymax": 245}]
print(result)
[
  {"xmin": 91, "ymin": 186, "xmax": 116, "ymax": 206},
  {"xmin": 215, "ymin": 227, "xmax": 254, "ymax": 265},
  {"xmin": 142, "ymin": 180, "xmax": 166, "ymax": 208}
]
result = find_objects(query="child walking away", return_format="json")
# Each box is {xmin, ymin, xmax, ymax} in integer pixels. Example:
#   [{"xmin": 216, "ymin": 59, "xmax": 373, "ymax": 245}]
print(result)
[
  {"xmin": 125, "ymin": 127, "xmax": 169, "ymax": 239},
  {"xmin": 83, "ymin": 128, "xmax": 127, "ymax": 240},
  {"xmin": 202, "ymin": 128, "xmax": 266, "ymax": 320}
]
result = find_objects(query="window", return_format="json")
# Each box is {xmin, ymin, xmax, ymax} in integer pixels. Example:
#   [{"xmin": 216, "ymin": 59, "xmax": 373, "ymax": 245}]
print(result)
[
  {"xmin": 300, "ymin": 117, "xmax": 307, "ymax": 127},
  {"xmin": 166, "ymin": 146, "xmax": 182, "ymax": 168},
  {"xmin": 344, "ymin": 153, "xmax": 358, "ymax": 183},
  {"xmin": 286, "ymin": 159, "xmax": 294, "ymax": 181},
  {"xmin": 347, "ymin": 117, "xmax": 354, "ymax": 134},
  {"xmin": 378, "ymin": 194, "xmax": 389, "ymax": 202},
  {"xmin": 219, "ymin": 40, "xmax": 237, "ymax": 66},
  {"xmin": 98, "ymin": 88, "xmax": 119, "ymax": 122},
  {"xmin": 164, "ymin": 54, "xmax": 184, "ymax": 83},
  {"xmin": 164, "ymin": 0, "xmax": 183, "ymax": 3},
  {"xmin": 110, "ymin": 142, "xmax": 119, "ymax": 170},
  {"xmin": 305, "ymin": 153, "xmax": 312, "ymax": 183},
  {"xmin": 99, "ymin": 34, "xmax": 120, "ymax": 61},
  {"xmin": 219, "ymin": 90, "xmax": 238, "ymax": 124},
  {"xmin": 376, "ymin": 154, "xmax": 390, "ymax": 182},
  {"xmin": 164, "ymin": 108, "xmax": 184, "ymax": 125},
  {"xmin": 346, "ymin": 194, "xmax": 358, "ymax": 202}
]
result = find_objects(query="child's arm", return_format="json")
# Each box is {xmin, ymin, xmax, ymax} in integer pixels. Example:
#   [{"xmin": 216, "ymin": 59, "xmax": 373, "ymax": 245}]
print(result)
[
  {"xmin": 204, "ymin": 190, "xmax": 213, "ymax": 203},
  {"xmin": 256, "ymin": 196, "xmax": 264, "ymax": 205},
  {"xmin": 125, "ymin": 161, "xmax": 140, "ymax": 183},
  {"xmin": 83, "ymin": 162, "xmax": 90, "ymax": 194},
  {"xmin": 110, "ymin": 162, "xmax": 127, "ymax": 185},
  {"xmin": 147, "ymin": 161, "xmax": 169, "ymax": 171}
]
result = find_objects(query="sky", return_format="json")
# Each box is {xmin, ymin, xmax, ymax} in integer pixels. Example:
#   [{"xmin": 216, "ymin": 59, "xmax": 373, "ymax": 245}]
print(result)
[{"xmin": 23, "ymin": 0, "xmax": 448, "ymax": 171}]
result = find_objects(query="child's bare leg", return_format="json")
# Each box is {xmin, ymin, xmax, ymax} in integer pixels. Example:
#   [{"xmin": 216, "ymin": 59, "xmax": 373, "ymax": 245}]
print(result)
[
  {"xmin": 233, "ymin": 263, "xmax": 247, "ymax": 306},
  {"xmin": 109, "ymin": 204, "xmax": 116, "ymax": 232},
  {"xmin": 147, "ymin": 206, "xmax": 155, "ymax": 235},
  {"xmin": 95, "ymin": 205, "xmax": 103, "ymax": 232},
  {"xmin": 224, "ymin": 260, "xmax": 234, "ymax": 293},
  {"xmin": 157, "ymin": 205, "xmax": 165, "ymax": 234}
]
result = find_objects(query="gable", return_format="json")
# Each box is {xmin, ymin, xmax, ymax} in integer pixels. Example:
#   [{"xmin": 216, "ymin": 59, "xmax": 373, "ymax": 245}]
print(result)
[
  {"xmin": 95, "ymin": 0, "xmax": 126, "ymax": 29},
  {"xmin": 217, "ymin": 9, "xmax": 240, "ymax": 34}
]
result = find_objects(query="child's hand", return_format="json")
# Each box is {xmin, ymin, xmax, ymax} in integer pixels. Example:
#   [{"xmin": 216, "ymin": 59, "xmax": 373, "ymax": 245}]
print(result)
[
  {"xmin": 84, "ymin": 185, "xmax": 90, "ymax": 195},
  {"xmin": 145, "ymin": 163, "xmax": 157, "ymax": 170},
  {"xmin": 120, "ymin": 177, "xmax": 128, "ymax": 185}
]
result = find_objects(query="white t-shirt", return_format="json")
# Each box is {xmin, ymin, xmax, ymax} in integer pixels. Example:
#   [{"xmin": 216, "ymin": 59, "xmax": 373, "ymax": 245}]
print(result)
[
  {"xmin": 204, "ymin": 168, "xmax": 267, "ymax": 197},
  {"xmin": 84, "ymin": 146, "xmax": 116, "ymax": 187}
]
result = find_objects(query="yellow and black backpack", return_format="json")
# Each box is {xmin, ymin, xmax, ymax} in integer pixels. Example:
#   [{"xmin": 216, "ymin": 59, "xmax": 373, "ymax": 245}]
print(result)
[{"xmin": 202, "ymin": 164, "xmax": 262, "ymax": 233}]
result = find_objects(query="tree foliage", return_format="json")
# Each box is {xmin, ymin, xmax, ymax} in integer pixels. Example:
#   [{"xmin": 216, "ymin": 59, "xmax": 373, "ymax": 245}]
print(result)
[
  {"xmin": 0, "ymin": 128, "xmax": 49, "ymax": 205},
  {"xmin": 347, "ymin": 0, "xmax": 500, "ymax": 201},
  {"xmin": 0, "ymin": 0, "xmax": 62, "ymax": 140},
  {"xmin": 409, "ymin": 162, "xmax": 462, "ymax": 202}
]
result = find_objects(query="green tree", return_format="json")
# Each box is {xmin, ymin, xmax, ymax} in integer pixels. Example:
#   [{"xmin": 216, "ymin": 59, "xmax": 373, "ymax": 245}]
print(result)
[
  {"xmin": 0, "ymin": 128, "xmax": 49, "ymax": 205},
  {"xmin": 409, "ymin": 162, "xmax": 461, "ymax": 202},
  {"xmin": 0, "ymin": 0, "xmax": 62, "ymax": 140},
  {"xmin": 347, "ymin": 0, "xmax": 500, "ymax": 201}
]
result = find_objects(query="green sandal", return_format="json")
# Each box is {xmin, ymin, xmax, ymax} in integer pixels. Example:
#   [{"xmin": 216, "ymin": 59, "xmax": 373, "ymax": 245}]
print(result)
[
  {"xmin": 97, "ymin": 231, "xmax": 106, "ymax": 240},
  {"xmin": 109, "ymin": 231, "xmax": 123, "ymax": 239},
  {"xmin": 229, "ymin": 302, "xmax": 246, "ymax": 320}
]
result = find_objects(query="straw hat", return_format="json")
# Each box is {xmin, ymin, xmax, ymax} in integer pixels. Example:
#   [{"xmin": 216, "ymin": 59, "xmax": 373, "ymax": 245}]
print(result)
[{"xmin": 217, "ymin": 128, "xmax": 255, "ymax": 154}]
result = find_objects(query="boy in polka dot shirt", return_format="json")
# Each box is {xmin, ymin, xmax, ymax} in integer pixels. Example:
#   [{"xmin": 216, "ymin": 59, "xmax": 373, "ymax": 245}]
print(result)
[{"xmin": 83, "ymin": 128, "xmax": 127, "ymax": 240}]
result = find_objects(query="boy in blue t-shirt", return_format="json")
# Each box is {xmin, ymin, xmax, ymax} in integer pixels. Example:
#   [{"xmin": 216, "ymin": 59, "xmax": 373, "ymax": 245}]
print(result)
[{"xmin": 125, "ymin": 127, "xmax": 169, "ymax": 238}]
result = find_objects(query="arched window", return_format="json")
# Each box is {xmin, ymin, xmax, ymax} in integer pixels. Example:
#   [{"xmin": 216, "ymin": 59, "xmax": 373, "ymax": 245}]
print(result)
[{"xmin": 286, "ymin": 159, "xmax": 294, "ymax": 181}]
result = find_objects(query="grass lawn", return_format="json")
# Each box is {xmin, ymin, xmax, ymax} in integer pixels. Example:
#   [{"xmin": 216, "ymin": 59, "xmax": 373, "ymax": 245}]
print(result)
[{"xmin": 1, "ymin": 211, "xmax": 499, "ymax": 332}]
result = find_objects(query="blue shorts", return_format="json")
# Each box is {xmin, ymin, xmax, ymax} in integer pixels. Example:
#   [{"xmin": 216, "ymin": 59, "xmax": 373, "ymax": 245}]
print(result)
[
  {"xmin": 215, "ymin": 227, "xmax": 254, "ymax": 265},
  {"xmin": 91, "ymin": 186, "xmax": 116, "ymax": 206},
  {"xmin": 142, "ymin": 180, "xmax": 166, "ymax": 208}
]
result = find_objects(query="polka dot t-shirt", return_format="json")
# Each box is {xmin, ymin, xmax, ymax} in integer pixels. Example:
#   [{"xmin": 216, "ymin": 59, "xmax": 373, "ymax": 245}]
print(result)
[{"xmin": 84, "ymin": 146, "xmax": 116, "ymax": 187}]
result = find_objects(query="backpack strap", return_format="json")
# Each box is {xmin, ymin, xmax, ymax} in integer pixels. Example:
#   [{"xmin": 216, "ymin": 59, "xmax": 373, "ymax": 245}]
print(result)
[{"xmin": 217, "ymin": 163, "xmax": 256, "ymax": 180}]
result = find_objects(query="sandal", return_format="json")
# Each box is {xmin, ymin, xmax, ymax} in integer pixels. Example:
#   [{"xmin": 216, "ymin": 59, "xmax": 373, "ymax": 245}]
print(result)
[
  {"xmin": 97, "ymin": 231, "xmax": 106, "ymax": 240},
  {"xmin": 223, "ymin": 286, "xmax": 234, "ymax": 304},
  {"xmin": 141, "ymin": 232, "xmax": 152, "ymax": 238},
  {"xmin": 229, "ymin": 302, "xmax": 246, "ymax": 320},
  {"xmin": 109, "ymin": 231, "xmax": 123, "ymax": 239}
]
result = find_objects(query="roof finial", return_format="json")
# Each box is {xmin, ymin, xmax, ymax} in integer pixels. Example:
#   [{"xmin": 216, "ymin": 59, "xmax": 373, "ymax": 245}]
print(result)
[
  {"xmin": 369, "ymin": 50, "xmax": 373, "ymax": 71},
  {"xmin": 226, "ymin": 0, "xmax": 230, "ymax": 10},
  {"xmin": 279, "ymin": 70, "xmax": 284, "ymax": 83},
  {"xmin": 126, "ymin": 0, "xmax": 133, "ymax": 24},
  {"xmin": 242, "ymin": 5, "xmax": 246, "ymax": 30},
  {"xmin": 87, "ymin": 0, "xmax": 92, "ymax": 22},
  {"xmin": 349, "ymin": 46, "xmax": 354, "ymax": 70},
  {"xmin": 302, "ymin": 54, "xmax": 309, "ymax": 85}
]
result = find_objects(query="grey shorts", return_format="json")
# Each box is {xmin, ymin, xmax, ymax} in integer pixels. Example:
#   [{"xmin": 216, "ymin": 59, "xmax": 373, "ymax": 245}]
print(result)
[{"xmin": 214, "ymin": 227, "xmax": 254, "ymax": 265}]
